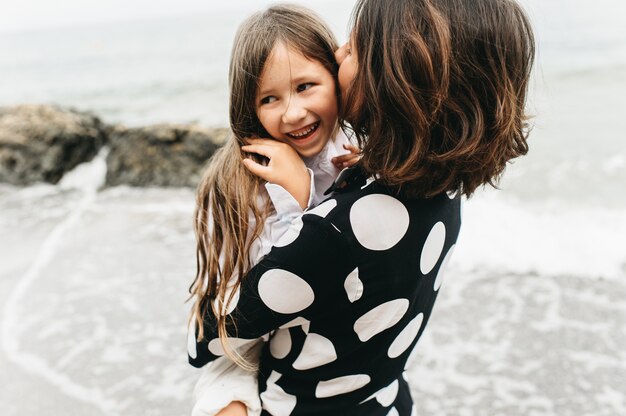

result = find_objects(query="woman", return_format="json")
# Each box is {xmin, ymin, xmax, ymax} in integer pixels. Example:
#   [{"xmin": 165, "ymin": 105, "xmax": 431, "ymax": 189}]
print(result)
[{"xmin": 191, "ymin": 0, "xmax": 535, "ymax": 414}]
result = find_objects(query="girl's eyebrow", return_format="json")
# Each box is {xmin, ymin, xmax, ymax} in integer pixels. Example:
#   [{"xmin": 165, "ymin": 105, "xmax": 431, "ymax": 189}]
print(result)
[
  {"xmin": 291, "ymin": 72, "xmax": 323, "ymax": 84},
  {"xmin": 257, "ymin": 85, "xmax": 277, "ymax": 97}
]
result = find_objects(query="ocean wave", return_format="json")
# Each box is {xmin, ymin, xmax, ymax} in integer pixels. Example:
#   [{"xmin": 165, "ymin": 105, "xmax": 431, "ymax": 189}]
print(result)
[{"xmin": 454, "ymin": 190, "xmax": 626, "ymax": 280}]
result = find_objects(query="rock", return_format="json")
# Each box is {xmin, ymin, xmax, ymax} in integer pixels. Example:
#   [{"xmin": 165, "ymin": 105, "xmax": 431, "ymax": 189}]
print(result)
[
  {"xmin": 0, "ymin": 104, "xmax": 227, "ymax": 188},
  {"xmin": 105, "ymin": 124, "xmax": 227, "ymax": 188},
  {"xmin": 0, "ymin": 105, "xmax": 106, "ymax": 185}
]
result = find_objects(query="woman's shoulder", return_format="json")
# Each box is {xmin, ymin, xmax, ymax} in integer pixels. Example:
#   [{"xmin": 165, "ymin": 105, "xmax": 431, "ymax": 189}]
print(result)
[
  {"xmin": 320, "ymin": 179, "xmax": 460, "ymax": 221},
  {"xmin": 303, "ymin": 168, "xmax": 462, "ymax": 252}
]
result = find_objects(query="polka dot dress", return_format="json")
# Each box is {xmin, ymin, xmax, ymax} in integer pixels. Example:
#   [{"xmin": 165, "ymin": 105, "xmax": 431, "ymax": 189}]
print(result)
[{"xmin": 189, "ymin": 167, "xmax": 462, "ymax": 415}]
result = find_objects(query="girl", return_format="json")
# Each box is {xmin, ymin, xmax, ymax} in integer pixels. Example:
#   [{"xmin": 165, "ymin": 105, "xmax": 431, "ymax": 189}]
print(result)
[
  {"xmin": 188, "ymin": 5, "xmax": 358, "ymax": 415},
  {"xmin": 191, "ymin": 0, "xmax": 535, "ymax": 414}
]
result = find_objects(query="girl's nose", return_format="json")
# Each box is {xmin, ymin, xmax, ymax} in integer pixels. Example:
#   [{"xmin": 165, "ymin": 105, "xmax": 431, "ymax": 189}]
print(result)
[
  {"xmin": 335, "ymin": 43, "xmax": 347, "ymax": 64},
  {"xmin": 281, "ymin": 99, "xmax": 307, "ymax": 124}
]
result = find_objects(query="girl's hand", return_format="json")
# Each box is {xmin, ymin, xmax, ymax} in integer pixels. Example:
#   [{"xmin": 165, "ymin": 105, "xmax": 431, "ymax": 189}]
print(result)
[
  {"xmin": 331, "ymin": 143, "xmax": 361, "ymax": 170},
  {"xmin": 215, "ymin": 401, "xmax": 247, "ymax": 416},
  {"xmin": 241, "ymin": 138, "xmax": 311, "ymax": 209}
]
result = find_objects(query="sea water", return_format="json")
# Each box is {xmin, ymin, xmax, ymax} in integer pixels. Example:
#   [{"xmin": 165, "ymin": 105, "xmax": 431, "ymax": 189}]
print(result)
[{"xmin": 1, "ymin": 1, "xmax": 625, "ymax": 415}]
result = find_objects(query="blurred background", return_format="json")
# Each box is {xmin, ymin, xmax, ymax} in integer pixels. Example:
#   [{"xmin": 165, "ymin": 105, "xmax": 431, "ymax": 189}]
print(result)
[{"xmin": 0, "ymin": 0, "xmax": 624, "ymax": 415}]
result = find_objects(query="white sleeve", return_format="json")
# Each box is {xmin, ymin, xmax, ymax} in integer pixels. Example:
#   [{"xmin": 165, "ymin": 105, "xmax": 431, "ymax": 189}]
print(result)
[
  {"xmin": 192, "ymin": 341, "xmax": 263, "ymax": 416},
  {"xmin": 265, "ymin": 167, "xmax": 316, "ymax": 212}
]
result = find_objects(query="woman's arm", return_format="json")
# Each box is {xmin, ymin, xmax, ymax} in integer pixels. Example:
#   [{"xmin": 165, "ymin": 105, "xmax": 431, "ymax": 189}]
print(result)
[{"xmin": 189, "ymin": 211, "xmax": 356, "ymax": 368}]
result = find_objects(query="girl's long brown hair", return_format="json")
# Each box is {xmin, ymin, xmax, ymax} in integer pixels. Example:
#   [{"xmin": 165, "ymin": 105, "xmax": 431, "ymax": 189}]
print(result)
[
  {"xmin": 189, "ymin": 4, "xmax": 338, "ymax": 369},
  {"xmin": 343, "ymin": 0, "xmax": 535, "ymax": 198}
]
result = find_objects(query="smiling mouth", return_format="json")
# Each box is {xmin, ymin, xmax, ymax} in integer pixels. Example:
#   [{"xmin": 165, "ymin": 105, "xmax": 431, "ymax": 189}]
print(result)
[{"xmin": 286, "ymin": 121, "xmax": 320, "ymax": 140}]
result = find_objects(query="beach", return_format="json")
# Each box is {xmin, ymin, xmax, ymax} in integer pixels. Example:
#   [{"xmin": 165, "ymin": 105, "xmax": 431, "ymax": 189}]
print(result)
[
  {"xmin": 1, "ymin": 156, "xmax": 624, "ymax": 415},
  {"xmin": 1, "ymin": 0, "xmax": 625, "ymax": 414}
]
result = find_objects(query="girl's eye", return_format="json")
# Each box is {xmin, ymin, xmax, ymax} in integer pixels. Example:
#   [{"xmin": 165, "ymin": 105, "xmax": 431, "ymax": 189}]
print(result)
[
  {"xmin": 297, "ymin": 83, "xmax": 314, "ymax": 93},
  {"xmin": 260, "ymin": 96, "xmax": 277, "ymax": 105}
]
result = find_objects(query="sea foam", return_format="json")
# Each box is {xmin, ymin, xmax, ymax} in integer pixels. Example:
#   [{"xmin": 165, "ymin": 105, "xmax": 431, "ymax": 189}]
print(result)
[{"xmin": 455, "ymin": 190, "xmax": 626, "ymax": 280}]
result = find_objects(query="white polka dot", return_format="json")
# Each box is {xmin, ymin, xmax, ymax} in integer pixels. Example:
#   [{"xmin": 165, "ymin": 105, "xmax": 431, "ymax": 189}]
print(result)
[
  {"xmin": 434, "ymin": 244, "xmax": 455, "ymax": 291},
  {"xmin": 212, "ymin": 284, "xmax": 240, "ymax": 316},
  {"xmin": 354, "ymin": 299, "xmax": 410, "ymax": 342},
  {"xmin": 270, "ymin": 328, "xmax": 292, "ymax": 359},
  {"xmin": 187, "ymin": 315, "xmax": 197, "ymax": 359},
  {"xmin": 280, "ymin": 316, "xmax": 310, "ymax": 334},
  {"xmin": 292, "ymin": 333, "xmax": 337, "ymax": 370},
  {"xmin": 315, "ymin": 374, "xmax": 371, "ymax": 398},
  {"xmin": 207, "ymin": 337, "xmax": 254, "ymax": 356},
  {"xmin": 361, "ymin": 379, "xmax": 399, "ymax": 407},
  {"xmin": 274, "ymin": 217, "xmax": 303, "ymax": 247},
  {"xmin": 388, "ymin": 407, "xmax": 399, "ymax": 416},
  {"xmin": 420, "ymin": 221, "xmax": 446, "ymax": 275},
  {"xmin": 258, "ymin": 269, "xmax": 315, "ymax": 314},
  {"xmin": 388, "ymin": 313, "xmax": 424, "ymax": 359},
  {"xmin": 306, "ymin": 199, "xmax": 337, "ymax": 218},
  {"xmin": 376, "ymin": 379, "xmax": 400, "ymax": 407},
  {"xmin": 344, "ymin": 267, "xmax": 363, "ymax": 303},
  {"xmin": 268, "ymin": 370, "xmax": 281, "ymax": 384},
  {"xmin": 261, "ymin": 371, "xmax": 297, "ymax": 415},
  {"xmin": 350, "ymin": 194, "xmax": 410, "ymax": 251}
]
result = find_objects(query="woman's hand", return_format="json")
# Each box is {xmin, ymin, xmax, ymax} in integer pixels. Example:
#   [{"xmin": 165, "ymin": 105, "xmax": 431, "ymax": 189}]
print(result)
[
  {"xmin": 331, "ymin": 143, "xmax": 361, "ymax": 170},
  {"xmin": 215, "ymin": 401, "xmax": 247, "ymax": 416},
  {"xmin": 241, "ymin": 138, "xmax": 311, "ymax": 209}
]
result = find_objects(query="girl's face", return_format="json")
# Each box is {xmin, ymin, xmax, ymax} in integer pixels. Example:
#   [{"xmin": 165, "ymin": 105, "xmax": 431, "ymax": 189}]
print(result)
[
  {"xmin": 334, "ymin": 36, "xmax": 358, "ymax": 100},
  {"xmin": 256, "ymin": 42, "xmax": 338, "ymax": 158}
]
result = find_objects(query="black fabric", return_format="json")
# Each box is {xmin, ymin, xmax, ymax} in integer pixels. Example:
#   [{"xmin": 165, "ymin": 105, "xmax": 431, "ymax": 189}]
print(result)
[{"xmin": 190, "ymin": 170, "xmax": 461, "ymax": 415}]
